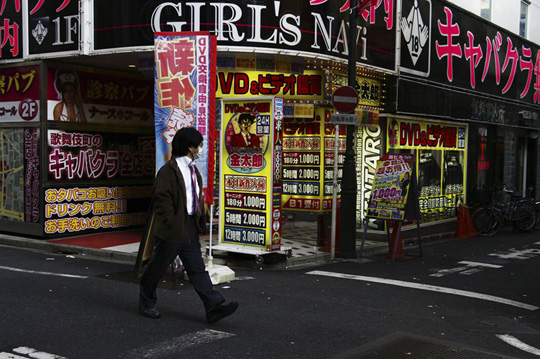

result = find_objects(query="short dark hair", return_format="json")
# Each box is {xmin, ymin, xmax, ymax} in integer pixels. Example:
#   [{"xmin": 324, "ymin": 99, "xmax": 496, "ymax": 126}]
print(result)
[
  {"xmin": 171, "ymin": 127, "xmax": 203, "ymax": 157},
  {"xmin": 238, "ymin": 113, "xmax": 256, "ymax": 125}
]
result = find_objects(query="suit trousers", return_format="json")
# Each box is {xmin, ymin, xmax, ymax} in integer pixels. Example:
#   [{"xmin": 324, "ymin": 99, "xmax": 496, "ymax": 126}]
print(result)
[{"xmin": 139, "ymin": 216, "xmax": 225, "ymax": 311}]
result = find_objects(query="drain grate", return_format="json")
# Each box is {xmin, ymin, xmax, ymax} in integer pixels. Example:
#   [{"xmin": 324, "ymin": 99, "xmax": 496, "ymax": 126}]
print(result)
[
  {"xmin": 336, "ymin": 334, "xmax": 520, "ymax": 359},
  {"xmin": 444, "ymin": 315, "xmax": 539, "ymax": 334}
]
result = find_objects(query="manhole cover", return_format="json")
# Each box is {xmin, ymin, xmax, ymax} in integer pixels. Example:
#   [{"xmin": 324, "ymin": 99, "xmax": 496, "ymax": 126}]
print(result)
[
  {"xmin": 334, "ymin": 334, "xmax": 521, "ymax": 359},
  {"xmin": 445, "ymin": 315, "xmax": 539, "ymax": 334}
]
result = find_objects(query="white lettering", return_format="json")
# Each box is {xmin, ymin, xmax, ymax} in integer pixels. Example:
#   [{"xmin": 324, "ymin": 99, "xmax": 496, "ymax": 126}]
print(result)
[
  {"xmin": 211, "ymin": 3, "xmax": 245, "ymax": 41},
  {"xmin": 247, "ymin": 5, "xmax": 277, "ymax": 43},
  {"xmin": 151, "ymin": 2, "xmax": 185, "ymax": 32},
  {"xmin": 311, "ymin": 13, "xmax": 334, "ymax": 51},
  {"xmin": 279, "ymin": 14, "xmax": 301, "ymax": 46}
]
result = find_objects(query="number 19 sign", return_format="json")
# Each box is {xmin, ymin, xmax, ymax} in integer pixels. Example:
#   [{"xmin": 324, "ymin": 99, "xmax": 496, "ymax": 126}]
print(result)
[{"xmin": 219, "ymin": 97, "xmax": 283, "ymax": 252}]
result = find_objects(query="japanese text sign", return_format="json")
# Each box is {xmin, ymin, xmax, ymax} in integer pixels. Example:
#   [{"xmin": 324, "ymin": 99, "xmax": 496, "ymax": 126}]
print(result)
[
  {"xmin": 282, "ymin": 107, "xmax": 345, "ymax": 212},
  {"xmin": 366, "ymin": 153, "xmax": 414, "ymax": 221},
  {"xmin": 0, "ymin": 65, "xmax": 40, "ymax": 122},
  {"xmin": 154, "ymin": 32, "xmax": 217, "ymax": 204},
  {"xmin": 220, "ymin": 98, "xmax": 282, "ymax": 251}
]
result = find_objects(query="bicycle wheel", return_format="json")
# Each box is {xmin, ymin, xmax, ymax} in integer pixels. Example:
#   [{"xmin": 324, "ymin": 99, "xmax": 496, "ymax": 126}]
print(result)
[
  {"xmin": 471, "ymin": 206, "xmax": 502, "ymax": 236},
  {"xmin": 535, "ymin": 202, "xmax": 540, "ymax": 230},
  {"xmin": 513, "ymin": 200, "xmax": 536, "ymax": 232}
]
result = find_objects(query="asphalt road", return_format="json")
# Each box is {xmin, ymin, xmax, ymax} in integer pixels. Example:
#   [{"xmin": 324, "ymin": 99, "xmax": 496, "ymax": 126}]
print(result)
[{"xmin": 1, "ymin": 228, "xmax": 539, "ymax": 359}]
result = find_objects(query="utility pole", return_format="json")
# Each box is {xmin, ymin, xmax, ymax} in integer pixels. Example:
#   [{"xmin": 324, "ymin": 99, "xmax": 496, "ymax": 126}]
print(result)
[{"xmin": 337, "ymin": 0, "xmax": 359, "ymax": 258}]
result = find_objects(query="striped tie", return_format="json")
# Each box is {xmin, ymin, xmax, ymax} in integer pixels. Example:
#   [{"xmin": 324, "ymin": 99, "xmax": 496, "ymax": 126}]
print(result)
[{"xmin": 189, "ymin": 163, "xmax": 201, "ymax": 215}]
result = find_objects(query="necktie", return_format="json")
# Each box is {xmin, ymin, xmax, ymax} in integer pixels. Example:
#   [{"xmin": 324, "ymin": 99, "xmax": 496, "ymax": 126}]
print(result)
[{"xmin": 188, "ymin": 163, "xmax": 201, "ymax": 216}]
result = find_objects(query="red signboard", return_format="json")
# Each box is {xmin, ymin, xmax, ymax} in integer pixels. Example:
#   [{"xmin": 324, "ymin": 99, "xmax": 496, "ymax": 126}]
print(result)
[{"xmin": 331, "ymin": 86, "xmax": 359, "ymax": 113}]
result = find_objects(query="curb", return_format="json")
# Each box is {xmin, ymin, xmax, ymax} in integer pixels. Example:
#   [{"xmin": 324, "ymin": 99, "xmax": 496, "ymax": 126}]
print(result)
[
  {"xmin": 0, "ymin": 234, "xmax": 137, "ymax": 264},
  {"xmin": 0, "ymin": 232, "xmax": 454, "ymax": 269}
]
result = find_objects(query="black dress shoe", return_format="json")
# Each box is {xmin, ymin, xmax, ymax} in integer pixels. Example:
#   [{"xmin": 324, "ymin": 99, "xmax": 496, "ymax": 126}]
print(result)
[
  {"xmin": 206, "ymin": 302, "xmax": 239, "ymax": 324},
  {"xmin": 139, "ymin": 305, "xmax": 161, "ymax": 319}
]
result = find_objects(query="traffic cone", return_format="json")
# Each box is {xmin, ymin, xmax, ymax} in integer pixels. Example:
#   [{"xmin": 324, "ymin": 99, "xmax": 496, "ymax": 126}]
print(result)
[
  {"xmin": 387, "ymin": 221, "xmax": 406, "ymax": 260},
  {"xmin": 464, "ymin": 204, "xmax": 477, "ymax": 237},
  {"xmin": 454, "ymin": 204, "xmax": 469, "ymax": 238}
]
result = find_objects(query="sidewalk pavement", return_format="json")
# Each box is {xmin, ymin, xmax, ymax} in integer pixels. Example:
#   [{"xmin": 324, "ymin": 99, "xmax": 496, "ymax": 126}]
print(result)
[{"xmin": 0, "ymin": 220, "xmax": 453, "ymax": 269}]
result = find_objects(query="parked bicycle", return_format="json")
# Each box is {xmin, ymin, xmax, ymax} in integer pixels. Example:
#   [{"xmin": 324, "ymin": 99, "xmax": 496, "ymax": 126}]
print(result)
[
  {"xmin": 535, "ymin": 200, "xmax": 540, "ymax": 231},
  {"xmin": 524, "ymin": 185, "xmax": 540, "ymax": 231},
  {"xmin": 471, "ymin": 184, "xmax": 537, "ymax": 236}
]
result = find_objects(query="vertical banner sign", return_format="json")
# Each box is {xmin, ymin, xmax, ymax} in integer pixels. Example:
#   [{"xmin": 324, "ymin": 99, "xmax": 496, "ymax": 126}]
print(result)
[
  {"xmin": 220, "ymin": 98, "xmax": 282, "ymax": 252},
  {"xmin": 366, "ymin": 153, "xmax": 415, "ymax": 221},
  {"xmin": 154, "ymin": 32, "xmax": 216, "ymax": 204},
  {"xmin": 0, "ymin": 0, "xmax": 22, "ymax": 59},
  {"xmin": 25, "ymin": 128, "xmax": 40, "ymax": 223}
]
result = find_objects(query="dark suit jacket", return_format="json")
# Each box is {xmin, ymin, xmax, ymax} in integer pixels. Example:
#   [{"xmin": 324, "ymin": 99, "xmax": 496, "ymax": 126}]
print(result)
[
  {"xmin": 231, "ymin": 132, "xmax": 260, "ymax": 148},
  {"xmin": 151, "ymin": 158, "xmax": 207, "ymax": 242}
]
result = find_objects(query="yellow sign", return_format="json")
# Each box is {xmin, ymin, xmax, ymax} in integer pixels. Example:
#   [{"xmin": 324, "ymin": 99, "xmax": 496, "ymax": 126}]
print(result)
[
  {"xmin": 216, "ymin": 70, "xmax": 324, "ymax": 100},
  {"xmin": 333, "ymin": 74, "xmax": 381, "ymax": 107},
  {"xmin": 294, "ymin": 104, "xmax": 314, "ymax": 118},
  {"xmin": 281, "ymin": 107, "xmax": 345, "ymax": 212},
  {"xmin": 219, "ymin": 98, "xmax": 283, "ymax": 251},
  {"xmin": 387, "ymin": 118, "xmax": 468, "ymax": 223}
]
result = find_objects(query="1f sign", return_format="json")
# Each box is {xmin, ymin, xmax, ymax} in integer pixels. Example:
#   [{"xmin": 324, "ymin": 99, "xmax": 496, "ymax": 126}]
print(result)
[
  {"xmin": 28, "ymin": 0, "xmax": 80, "ymax": 54},
  {"xmin": 52, "ymin": 15, "xmax": 79, "ymax": 45}
]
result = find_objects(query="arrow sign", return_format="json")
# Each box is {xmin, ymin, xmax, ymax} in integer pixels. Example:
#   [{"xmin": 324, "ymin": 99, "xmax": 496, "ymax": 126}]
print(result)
[{"xmin": 331, "ymin": 86, "xmax": 359, "ymax": 113}]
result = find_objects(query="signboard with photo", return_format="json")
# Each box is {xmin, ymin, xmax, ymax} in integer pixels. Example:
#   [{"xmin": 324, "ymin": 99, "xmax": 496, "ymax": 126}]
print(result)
[
  {"xmin": 219, "ymin": 97, "xmax": 283, "ymax": 252},
  {"xmin": 47, "ymin": 67, "xmax": 153, "ymax": 126}
]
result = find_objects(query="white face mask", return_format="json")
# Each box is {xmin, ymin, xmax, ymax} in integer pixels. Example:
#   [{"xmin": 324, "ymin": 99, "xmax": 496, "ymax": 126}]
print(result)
[{"xmin": 191, "ymin": 145, "xmax": 202, "ymax": 161}]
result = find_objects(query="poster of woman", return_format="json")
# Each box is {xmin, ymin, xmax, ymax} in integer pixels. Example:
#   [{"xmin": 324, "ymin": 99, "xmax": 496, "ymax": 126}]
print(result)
[{"xmin": 52, "ymin": 69, "xmax": 87, "ymax": 123}]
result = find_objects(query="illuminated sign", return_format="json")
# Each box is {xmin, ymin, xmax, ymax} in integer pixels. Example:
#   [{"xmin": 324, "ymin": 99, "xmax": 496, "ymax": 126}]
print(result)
[
  {"xmin": 387, "ymin": 118, "xmax": 468, "ymax": 223},
  {"xmin": 220, "ymin": 98, "xmax": 282, "ymax": 251},
  {"xmin": 282, "ymin": 107, "xmax": 345, "ymax": 212}
]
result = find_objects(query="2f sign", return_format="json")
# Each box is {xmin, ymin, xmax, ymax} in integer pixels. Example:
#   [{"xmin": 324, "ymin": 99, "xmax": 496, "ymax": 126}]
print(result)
[{"xmin": 52, "ymin": 15, "xmax": 79, "ymax": 45}]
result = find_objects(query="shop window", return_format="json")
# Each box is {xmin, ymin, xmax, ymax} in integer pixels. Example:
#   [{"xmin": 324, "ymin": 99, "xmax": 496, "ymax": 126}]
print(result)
[{"xmin": 386, "ymin": 118, "xmax": 467, "ymax": 223}]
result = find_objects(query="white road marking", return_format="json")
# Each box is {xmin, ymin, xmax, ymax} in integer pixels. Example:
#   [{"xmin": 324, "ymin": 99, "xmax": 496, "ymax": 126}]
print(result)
[
  {"xmin": 126, "ymin": 329, "xmax": 235, "ymax": 359},
  {"xmin": 0, "ymin": 347, "xmax": 68, "ymax": 359},
  {"xmin": 496, "ymin": 334, "xmax": 540, "ymax": 356},
  {"xmin": 102, "ymin": 242, "xmax": 139, "ymax": 253},
  {"xmin": 488, "ymin": 248, "xmax": 540, "ymax": 260},
  {"xmin": 13, "ymin": 347, "xmax": 68, "ymax": 359},
  {"xmin": 458, "ymin": 261, "xmax": 503, "ymax": 268},
  {"xmin": 0, "ymin": 353, "xmax": 27, "ymax": 359},
  {"xmin": 307, "ymin": 270, "xmax": 539, "ymax": 311},
  {"xmin": 430, "ymin": 261, "xmax": 502, "ymax": 278},
  {"xmin": 430, "ymin": 264, "xmax": 477, "ymax": 277},
  {"xmin": 0, "ymin": 266, "xmax": 88, "ymax": 279}
]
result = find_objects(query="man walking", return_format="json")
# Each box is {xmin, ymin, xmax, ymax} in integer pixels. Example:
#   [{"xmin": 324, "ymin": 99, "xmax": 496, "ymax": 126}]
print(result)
[{"xmin": 139, "ymin": 127, "xmax": 238, "ymax": 324}]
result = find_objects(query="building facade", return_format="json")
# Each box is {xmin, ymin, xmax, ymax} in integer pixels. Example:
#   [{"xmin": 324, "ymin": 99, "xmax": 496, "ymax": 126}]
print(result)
[{"xmin": 0, "ymin": 0, "xmax": 538, "ymax": 243}]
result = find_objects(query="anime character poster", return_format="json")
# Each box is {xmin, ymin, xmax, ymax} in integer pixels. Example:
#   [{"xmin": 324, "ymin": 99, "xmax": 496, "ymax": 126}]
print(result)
[
  {"xmin": 154, "ymin": 32, "xmax": 216, "ymax": 204},
  {"xmin": 219, "ymin": 98, "xmax": 282, "ymax": 251},
  {"xmin": 366, "ymin": 153, "xmax": 415, "ymax": 221}
]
